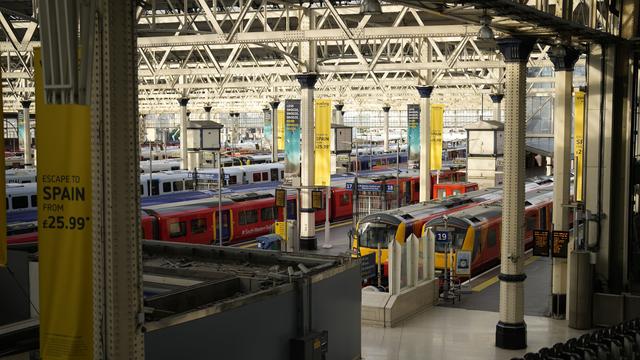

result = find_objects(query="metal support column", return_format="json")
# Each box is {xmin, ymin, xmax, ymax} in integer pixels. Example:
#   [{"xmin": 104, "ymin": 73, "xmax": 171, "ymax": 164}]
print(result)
[
  {"xmin": 21, "ymin": 100, "xmax": 32, "ymax": 166},
  {"xmin": 92, "ymin": 0, "xmax": 144, "ymax": 357},
  {"xmin": 298, "ymin": 73, "xmax": 318, "ymax": 250},
  {"xmin": 334, "ymin": 103, "xmax": 344, "ymax": 125},
  {"xmin": 383, "ymin": 105, "xmax": 391, "ymax": 152},
  {"xmin": 270, "ymin": 100, "xmax": 280, "ymax": 162},
  {"xmin": 549, "ymin": 46, "xmax": 581, "ymax": 319},
  {"xmin": 489, "ymin": 94, "xmax": 504, "ymax": 123},
  {"xmin": 179, "ymin": 97, "xmax": 189, "ymax": 169},
  {"xmin": 417, "ymin": 86, "xmax": 433, "ymax": 202},
  {"xmin": 495, "ymin": 37, "xmax": 536, "ymax": 350}
]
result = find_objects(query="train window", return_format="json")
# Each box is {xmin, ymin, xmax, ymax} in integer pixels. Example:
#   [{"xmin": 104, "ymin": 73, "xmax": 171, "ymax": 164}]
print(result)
[
  {"xmin": 358, "ymin": 222, "xmax": 397, "ymax": 248},
  {"xmin": 191, "ymin": 218, "xmax": 207, "ymax": 234},
  {"xmin": 262, "ymin": 172, "xmax": 269, "ymax": 181},
  {"xmin": 31, "ymin": 195, "xmax": 37, "ymax": 207},
  {"xmin": 12, "ymin": 196, "xmax": 29, "ymax": 209},
  {"xmin": 281, "ymin": 171, "xmax": 284, "ymax": 178},
  {"xmin": 185, "ymin": 180, "xmax": 195, "ymax": 190},
  {"xmin": 239, "ymin": 210, "xmax": 258, "ymax": 225},
  {"xmin": 162, "ymin": 182, "xmax": 172, "ymax": 193},
  {"xmin": 173, "ymin": 181, "xmax": 184, "ymax": 191},
  {"xmin": 438, "ymin": 189, "xmax": 447, "ymax": 199},
  {"xmin": 228, "ymin": 175, "xmax": 238, "ymax": 185},
  {"xmin": 140, "ymin": 184, "xmax": 144, "ymax": 195},
  {"xmin": 261, "ymin": 207, "xmax": 276, "ymax": 221},
  {"xmin": 487, "ymin": 227, "xmax": 498, "ymax": 247},
  {"xmin": 340, "ymin": 193, "xmax": 350, "ymax": 206},
  {"xmin": 270, "ymin": 168, "xmax": 279, "ymax": 180},
  {"xmin": 253, "ymin": 173, "xmax": 261, "ymax": 182},
  {"xmin": 169, "ymin": 221, "xmax": 187, "ymax": 238}
]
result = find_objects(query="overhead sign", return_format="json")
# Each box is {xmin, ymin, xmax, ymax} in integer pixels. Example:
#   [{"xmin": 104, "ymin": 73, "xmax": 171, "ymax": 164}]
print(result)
[
  {"xmin": 345, "ymin": 183, "xmax": 395, "ymax": 193},
  {"xmin": 455, "ymin": 250, "xmax": 471, "ymax": 276},
  {"xmin": 552, "ymin": 230, "xmax": 569, "ymax": 258},
  {"xmin": 407, "ymin": 104, "xmax": 420, "ymax": 165},
  {"xmin": 533, "ymin": 230, "xmax": 550, "ymax": 257},
  {"xmin": 314, "ymin": 99, "xmax": 331, "ymax": 186},
  {"xmin": 574, "ymin": 90, "xmax": 585, "ymax": 202},
  {"xmin": 284, "ymin": 99, "xmax": 301, "ymax": 178},
  {"xmin": 0, "ymin": 71, "xmax": 6, "ymax": 267},
  {"xmin": 430, "ymin": 104, "xmax": 444, "ymax": 171},
  {"xmin": 35, "ymin": 48, "xmax": 94, "ymax": 359}
]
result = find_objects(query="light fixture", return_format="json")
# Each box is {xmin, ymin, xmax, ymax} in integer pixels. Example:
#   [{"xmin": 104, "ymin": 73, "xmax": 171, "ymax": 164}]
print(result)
[
  {"xmin": 359, "ymin": 0, "xmax": 382, "ymax": 15},
  {"xmin": 477, "ymin": 12, "xmax": 495, "ymax": 41}
]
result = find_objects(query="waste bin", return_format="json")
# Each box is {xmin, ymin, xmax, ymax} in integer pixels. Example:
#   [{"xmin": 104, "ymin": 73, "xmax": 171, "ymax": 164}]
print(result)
[{"xmin": 257, "ymin": 234, "xmax": 282, "ymax": 250}]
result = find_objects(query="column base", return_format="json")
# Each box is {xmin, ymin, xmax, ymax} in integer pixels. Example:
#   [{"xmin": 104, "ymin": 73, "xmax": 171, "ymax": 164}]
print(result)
[
  {"xmin": 300, "ymin": 236, "xmax": 317, "ymax": 251},
  {"xmin": 552, "ymin": 293, "xmax": 566, "ymax": 319},
  {"xmin": 495, "ymin": 321, "xmax": 527, "ymax": 350}
]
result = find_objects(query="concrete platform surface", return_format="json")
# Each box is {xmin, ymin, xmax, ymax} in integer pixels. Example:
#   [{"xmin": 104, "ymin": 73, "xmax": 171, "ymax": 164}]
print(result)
[{"xmin": 362, "ymin": 307, "xmax": 587, "ymax": 360}]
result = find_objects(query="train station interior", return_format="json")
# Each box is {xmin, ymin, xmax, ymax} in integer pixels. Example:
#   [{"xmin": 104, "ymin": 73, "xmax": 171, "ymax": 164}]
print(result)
[{"xmin": 1, "ymin": 0, "xmax": 640, "ymax": 359}]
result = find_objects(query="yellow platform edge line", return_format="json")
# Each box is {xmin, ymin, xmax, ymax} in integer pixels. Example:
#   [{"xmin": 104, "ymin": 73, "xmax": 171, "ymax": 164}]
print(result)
[{"xmin": 471, "ymin": 256, "xmax": 539, "ymax": 292}]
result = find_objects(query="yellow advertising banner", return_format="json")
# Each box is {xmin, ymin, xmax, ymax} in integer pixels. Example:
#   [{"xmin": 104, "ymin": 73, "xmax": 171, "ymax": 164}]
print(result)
[
  {"xmin": 277, "ymin": 109, "xmax": 285, "ymax": 151},
  {"xmin": 35, "ymin": 48, "xmax": 94, "ymax": 359},
  {"xmin": 574, "ymin": 91, "xmax": 585, "ymax": 202},
  {"xmin": 315, "ymin": 99, "xmax": 332, "ymax": 186},
  {"xmin": 0, "ymin": 70, "xmax": 6, "ymax": 267},
  {"xmin": 430, "ymin": 104, "xmax": 445, "ymax": 170}
]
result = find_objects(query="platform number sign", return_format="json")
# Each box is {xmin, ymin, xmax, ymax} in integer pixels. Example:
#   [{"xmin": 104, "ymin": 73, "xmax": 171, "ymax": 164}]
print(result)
[{"xmin": 434, "ymin": 230, "xmax": 451, "ymax": 244}]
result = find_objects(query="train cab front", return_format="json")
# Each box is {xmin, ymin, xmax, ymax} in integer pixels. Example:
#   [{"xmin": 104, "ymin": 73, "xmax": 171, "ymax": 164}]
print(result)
[
  {"xmin": 353, "ymin": 214, "xmax": 405, "ymax": 281},
  {"xmin": 423, "ymin": 217, "xmax": 474, "ymax": 279}
]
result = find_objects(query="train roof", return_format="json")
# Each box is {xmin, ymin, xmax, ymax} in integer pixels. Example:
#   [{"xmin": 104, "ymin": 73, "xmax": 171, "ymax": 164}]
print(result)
[
  {"xmin": 358, "ymin": 178, "xmax": 554, "ymax": 226},
  {"xmin": 6, "ymin": 183, "xmax": 37, "ymax": 195},
  {"xmin": 427, "ymin": 187, "xmax": 553, "ymax": 228}
]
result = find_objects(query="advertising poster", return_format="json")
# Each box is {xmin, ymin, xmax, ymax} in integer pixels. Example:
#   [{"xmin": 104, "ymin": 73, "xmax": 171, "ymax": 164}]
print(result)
[
  {"xmin": 0, "ymin": 70, "xmax": 5, "ymax": 267},
  {"xmin": 284, "ymin": 99, "xmax": 301, "ymax": 178},
  {"xmin": 407, "ymin": 104, "xmax": 420, "ymax": 166},
  {"xmin": 314, "ymin": 99, "xmax": 331, "ymax": 186},
  {"xmin": 264, "ymin": 108, "xmax": 272, "ymax": 145},
  {"xmin": 277, "ymin": 109, "xmax": 285, "ymax": 151},
  {"xmin": 574, "ymin": 91, "xmax": 585, "ymax": 202},
  {"xmin": 430, "ymin": 104, "xmax": 444, "ymax": 170},
  {"xmin": 456, "ymin": 250, "xmax": 471, "ymax": 276},
  {"xmin": 35, "ymin": 48, "xmax": 94, "ymax": 359}
]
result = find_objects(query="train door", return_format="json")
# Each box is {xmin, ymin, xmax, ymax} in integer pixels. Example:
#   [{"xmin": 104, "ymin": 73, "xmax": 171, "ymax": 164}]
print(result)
[
  {"xmin": 147, "ymin": 179, "xmax": 159, "ymax": 196},
  {"xmin": 540, "ymin": 207, "xmax": 548, "ymax": 230},
  {"xmin": 405, "ymin": 180, "xmax": 411, "ymax": 204},
  {"xmin": 214, "ymin": 210, "xmax": 231, "ymax": 243},
  {"xmin": 270, "ymin": 168, "xmax": 279, "ymax": 181}
]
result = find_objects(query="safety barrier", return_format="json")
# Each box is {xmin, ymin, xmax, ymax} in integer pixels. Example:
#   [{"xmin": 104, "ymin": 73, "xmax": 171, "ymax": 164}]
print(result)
[
  {"xmin": 387, "ymin": 233, "xmax": 435, "ymax": 295},
  {"xmin": 511, "ymin": 318, "xmax": 640, "ymax": 360}
]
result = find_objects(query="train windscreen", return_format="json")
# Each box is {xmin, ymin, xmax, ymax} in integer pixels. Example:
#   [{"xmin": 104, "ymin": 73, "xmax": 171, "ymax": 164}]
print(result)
[
  {"xmin": 434, "ymin": 226, "xmax": 467, "ymax": 252},
  {"xmin": 358, "ymin": 222, "xmax": 398, "ymax": 249}
]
